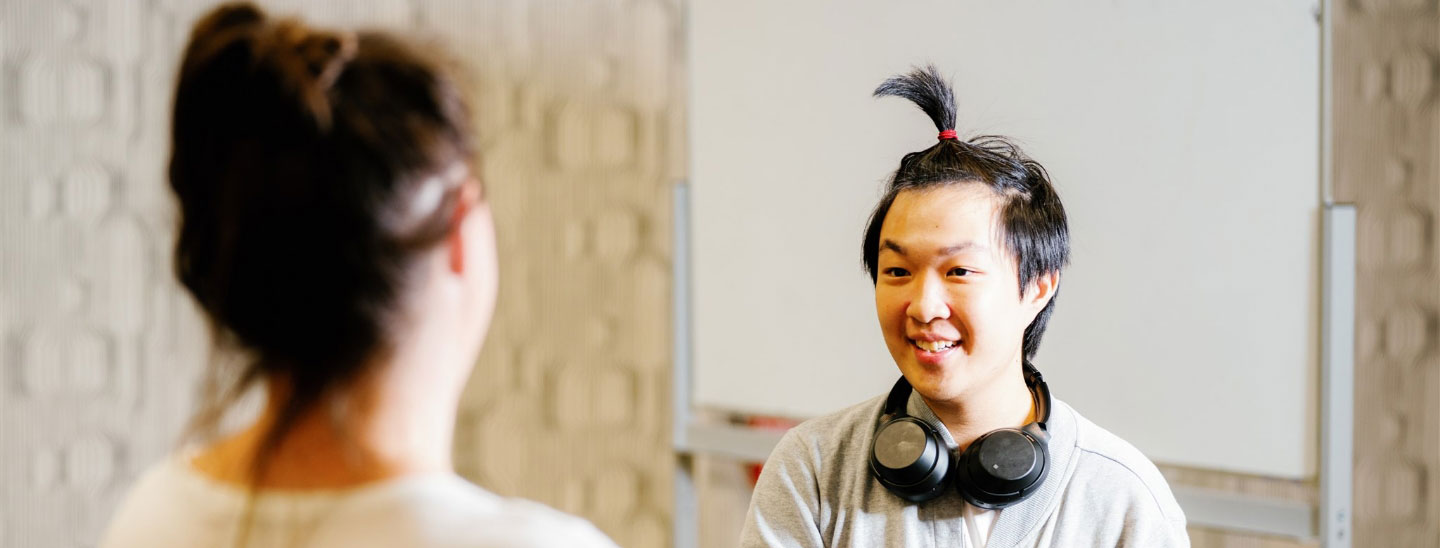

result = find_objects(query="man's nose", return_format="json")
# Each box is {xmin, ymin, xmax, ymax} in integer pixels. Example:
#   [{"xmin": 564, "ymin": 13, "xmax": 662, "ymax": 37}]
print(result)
[{"xmin": 906, "ymin": 272, "xmax": 949, "ymax": 324}]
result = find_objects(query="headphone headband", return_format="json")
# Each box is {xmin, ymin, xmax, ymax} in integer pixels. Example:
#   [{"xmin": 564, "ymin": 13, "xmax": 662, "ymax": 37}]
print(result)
[
  {"xmin": 885, "ymin": 362, "xmax": 1052, "ymax": 430},
  {"xmin": 881, "ymin": 373, "xmax": 914, "ymax": 420},
  {"xmin": 1023, "ymin": 359, "xmax": 1052, "ymax": 431}
]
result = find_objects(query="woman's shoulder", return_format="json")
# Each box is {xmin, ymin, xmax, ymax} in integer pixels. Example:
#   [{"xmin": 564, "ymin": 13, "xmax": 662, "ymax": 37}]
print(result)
[{"xmin": 98, "ymin": 455, "xmax": 234, "ymax": 548}]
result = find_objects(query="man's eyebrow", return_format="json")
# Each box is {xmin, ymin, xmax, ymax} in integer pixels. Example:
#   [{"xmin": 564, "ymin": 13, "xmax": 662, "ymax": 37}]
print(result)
[
  {"xmin": 880, "ymin": 239, "xmax": 986, "ymax": 257},
  {"xmin": 880, "ymin": 239, "xmax": 906, "ymax": 256},
  {"xmin": 937, "ymin": 242, "xmax": 986, "ymax": 256}
]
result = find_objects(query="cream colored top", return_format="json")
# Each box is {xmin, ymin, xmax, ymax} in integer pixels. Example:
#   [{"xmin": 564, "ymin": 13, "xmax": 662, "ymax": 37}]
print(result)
[{"xmin": 99, "ymin": 454, "xmax": 618, "ymax": 548}]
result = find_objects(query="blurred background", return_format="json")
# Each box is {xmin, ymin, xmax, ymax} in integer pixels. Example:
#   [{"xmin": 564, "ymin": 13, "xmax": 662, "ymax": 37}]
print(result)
[{"xmin": 0, "ymin": 0, "xmax": 1436, "ymax": 547}]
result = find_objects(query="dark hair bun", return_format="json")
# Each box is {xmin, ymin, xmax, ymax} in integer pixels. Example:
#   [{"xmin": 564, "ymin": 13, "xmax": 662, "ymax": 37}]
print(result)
[{"xmin": 264, "ymin": 20, "xmax": 357, "ymax": 129}]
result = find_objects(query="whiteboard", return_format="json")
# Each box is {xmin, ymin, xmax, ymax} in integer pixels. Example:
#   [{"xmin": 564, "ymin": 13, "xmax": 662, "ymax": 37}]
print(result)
[{"xmin": 689, "ymin": 0, "xmax": 1320, "ymax": 479}]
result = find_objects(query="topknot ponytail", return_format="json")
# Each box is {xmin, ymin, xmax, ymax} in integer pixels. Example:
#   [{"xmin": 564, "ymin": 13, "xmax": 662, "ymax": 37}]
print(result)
[{"xmin": 872, "ymin": 64, "xmax": 956, "ymax": 133}]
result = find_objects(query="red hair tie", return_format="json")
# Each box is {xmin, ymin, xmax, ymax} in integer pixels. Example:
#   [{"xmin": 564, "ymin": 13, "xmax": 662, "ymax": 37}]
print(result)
[{"xmin": 938, "ymin": 129, "xmax": 958, "ymax": 140}]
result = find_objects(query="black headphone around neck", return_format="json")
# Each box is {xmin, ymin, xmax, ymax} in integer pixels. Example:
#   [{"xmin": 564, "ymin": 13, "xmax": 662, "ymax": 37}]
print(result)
[{"xmin": 868, "ymin": 361, "xmax": 1053, "ymax": 508}]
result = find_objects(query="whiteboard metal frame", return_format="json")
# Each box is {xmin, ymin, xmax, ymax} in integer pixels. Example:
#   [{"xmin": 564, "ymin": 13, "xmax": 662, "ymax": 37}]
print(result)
[{"xmin": 673, "ymin": 178, "xmax": 1355, "ymax": 545}]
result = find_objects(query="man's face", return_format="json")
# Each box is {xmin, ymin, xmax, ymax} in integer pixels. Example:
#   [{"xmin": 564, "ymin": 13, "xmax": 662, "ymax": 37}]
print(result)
[{"xmin": 874, "ymin": 184, "xmax": 1048, "ymax": 403}]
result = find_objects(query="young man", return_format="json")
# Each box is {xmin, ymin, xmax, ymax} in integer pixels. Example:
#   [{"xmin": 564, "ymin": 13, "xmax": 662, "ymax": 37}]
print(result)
[{"xmin": 739, "ymin": 67, "xmax": 1189, "ymax": 547}]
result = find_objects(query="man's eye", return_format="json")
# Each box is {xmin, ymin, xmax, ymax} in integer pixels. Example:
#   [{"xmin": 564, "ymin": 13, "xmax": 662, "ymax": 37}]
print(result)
[
  {"xmin": 884, "ymin": 267, "xmax": 910, "ymax": 277},
  {"xmin": 948, "ymin": 267, "xmax": 971, "ymax": 277}
]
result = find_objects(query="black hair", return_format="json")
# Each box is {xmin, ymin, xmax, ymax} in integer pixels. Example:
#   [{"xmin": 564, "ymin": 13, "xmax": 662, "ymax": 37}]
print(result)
[
  {"xmin": 172, "ymin": 0, "xmax": 476, "ymax": 490},
  {"xmin": 862, "ymin": 65, "xmax": 1070, "ymax": 361}
]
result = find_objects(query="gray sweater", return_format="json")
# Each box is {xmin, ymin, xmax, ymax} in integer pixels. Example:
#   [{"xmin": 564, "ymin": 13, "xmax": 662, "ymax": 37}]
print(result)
[{"xmin": 740, "ymin": 391, "xmax": 1189, "ymax": 547}]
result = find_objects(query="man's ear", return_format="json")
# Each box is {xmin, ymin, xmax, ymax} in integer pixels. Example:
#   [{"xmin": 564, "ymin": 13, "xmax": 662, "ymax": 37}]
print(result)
[
  {"xmin": 1023, "ymin": 270, "xmax": 1060, "ymax": 316},
  {"xmin": 447, "ymin": 183, "xmax": 479, "ymax": 274}
]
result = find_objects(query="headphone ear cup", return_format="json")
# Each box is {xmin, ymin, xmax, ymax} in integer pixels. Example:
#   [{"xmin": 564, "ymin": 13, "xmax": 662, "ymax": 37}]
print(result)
[
  {"xmin": 953, "ymin": 428, "xmax": 1049, "ymax": 509},
  {"xmin": 869, "ymin": 417, "xmax": 952, "ymax": 503}
]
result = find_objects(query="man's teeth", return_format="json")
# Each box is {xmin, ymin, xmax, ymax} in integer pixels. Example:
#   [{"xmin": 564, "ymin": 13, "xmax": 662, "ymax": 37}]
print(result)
[{"xmin": 914, "ymin": 340, "xmax": 956, "ymax": 352}]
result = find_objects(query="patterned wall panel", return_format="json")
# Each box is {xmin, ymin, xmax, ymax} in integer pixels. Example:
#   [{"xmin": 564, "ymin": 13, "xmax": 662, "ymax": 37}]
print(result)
[
  {"xmin": 1335, "ymin": 0, "xmax": 1440, "ymax": 546},
  {"xmin": 1, "ymin": 1, "xmax": 201, "ymax": 546},
  {"xmin": 0, "ymin": 0, "xmax": 681, "ymax": 547}
]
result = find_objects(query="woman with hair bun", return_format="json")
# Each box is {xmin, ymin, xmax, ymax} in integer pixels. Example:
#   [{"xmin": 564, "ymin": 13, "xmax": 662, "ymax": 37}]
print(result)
[
  {"xmin": 98, "ymin": 3, "xmax": 616, "ymax": 547},
  {"xmin": 740, "ymin": 66, "xmax": 1188, "ymax": 547}
]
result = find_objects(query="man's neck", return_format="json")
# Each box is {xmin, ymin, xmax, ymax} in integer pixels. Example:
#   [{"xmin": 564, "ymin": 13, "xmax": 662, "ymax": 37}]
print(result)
[{"xmin": 919, "ymin": 363, "xmax": 1036, "ymax": 452}]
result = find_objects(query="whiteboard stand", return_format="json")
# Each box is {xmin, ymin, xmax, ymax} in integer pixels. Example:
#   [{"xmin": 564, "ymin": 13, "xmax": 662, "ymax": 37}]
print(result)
[
  {"xmin": 1316, "ymin": 0, "xmax": 1353, "ymax": 544},
  {"xmin": 671, "ymin": 189, "xmax": 1355, "ymax": 546},
  {"xmin": 673, "ymin": 182, "xmax": 698, "ymax": 548},
  {"xmin": 1319, "ymin": 204, "xmax": 1354, "ymax": 547}
]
